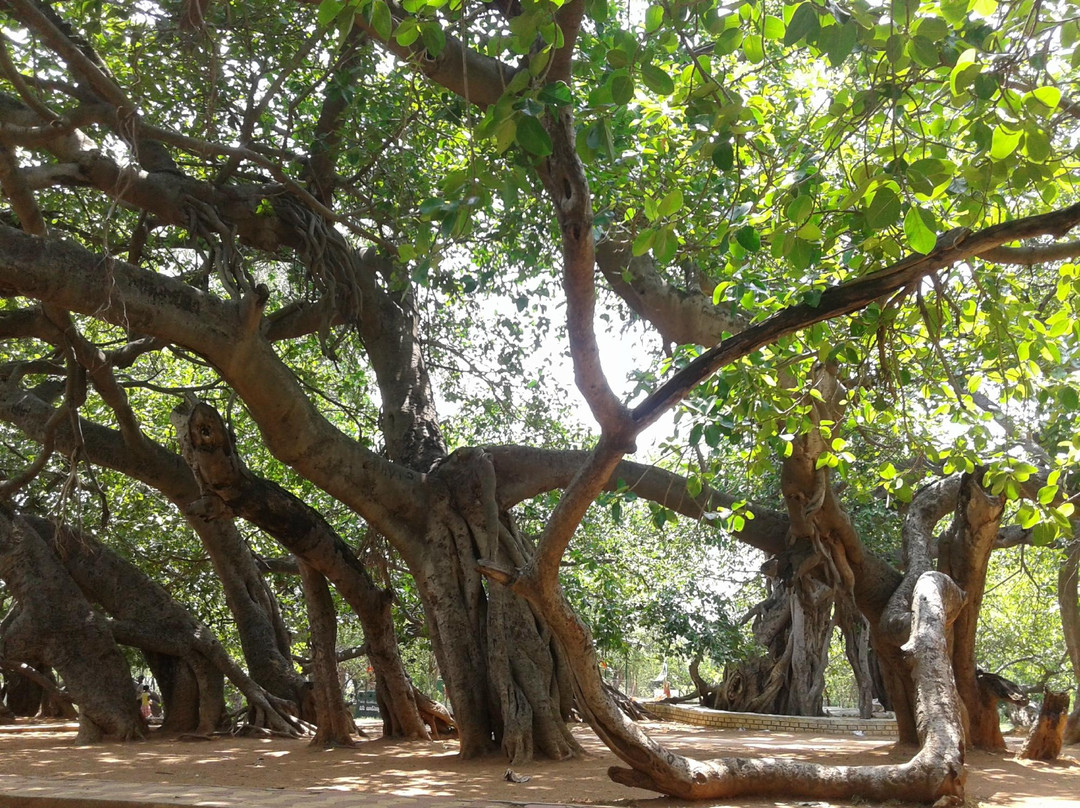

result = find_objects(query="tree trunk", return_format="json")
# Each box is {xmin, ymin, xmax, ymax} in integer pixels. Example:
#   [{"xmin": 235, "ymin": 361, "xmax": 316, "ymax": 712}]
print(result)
[
  {"xmin": 0, "ymin": 509, "xmax": 142, "ymax": 741},
  {"xmin": 354, "ymin": 263, "xmax": 579, "ymax": 761},
  {"xmin": 24, "ymin": 515, "xmax": 294, "ymax": 735},
  {"xmin": 188, "ymin": 515, "xmax": 307, "ymax": 718},
  {"xmin": 173, "ymin": 400, "xmax": 428, "ymax": 740},
  {"xmin": 0, "ymin": 381, "xmax": 308, "ymax": 719},
  {"xmin": 3, "ymin": 661, "xmax": 44, "ymax": 717},
  {"xmin": 418, "ymin": 450, "xmax": 581, "ymax": 762},
  {"xmin": 1057, "ymin": 538, "xmax": 1080, "ymax": 744},
  {"xmin": 837, "ymin": 595, "xmax": 875, "ymax": 718},
  {"xmin": 298, "ymin": 561, "xmax": 357, "ymax": 747},
  {"xmin": 1018, "ymin": 691, "xmax": 1069, "ymax": 760},
  {"xmin": 531, "ymin": 567, "xmax": 966, "ymax": 803},
  {"xmin": 936, "ymin": 474, "xmax": 1006, "ymax": 750},
  {"xmin": 146, "ymin": 651, "xmax": 224, "ymax": 734}
]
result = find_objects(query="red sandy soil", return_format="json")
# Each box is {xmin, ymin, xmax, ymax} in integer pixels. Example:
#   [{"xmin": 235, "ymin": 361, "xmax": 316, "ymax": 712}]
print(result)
[{"xmin": 0, "ymin": 718, "xmax": 1075, "ymax": 807}]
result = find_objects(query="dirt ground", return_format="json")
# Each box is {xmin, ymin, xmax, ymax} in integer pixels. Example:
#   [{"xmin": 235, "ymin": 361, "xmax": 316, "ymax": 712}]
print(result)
[{"xmin": 0, "ymin": 718, "xmax": 1076, "ymax": 808}]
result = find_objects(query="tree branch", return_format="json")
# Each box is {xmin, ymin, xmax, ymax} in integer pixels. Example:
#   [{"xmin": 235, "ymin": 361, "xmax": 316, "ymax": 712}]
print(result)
[{"xmin": 632, "ymin": 203, "xmax": 1080, "ymax": 428}]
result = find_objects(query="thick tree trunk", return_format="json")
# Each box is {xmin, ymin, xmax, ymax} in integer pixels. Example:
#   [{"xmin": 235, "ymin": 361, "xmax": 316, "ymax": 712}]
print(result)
[
  {"xmin": 419, "ymin": 450, "xmax": 581, "ymax": 763},
  {"xmin": 188, "ymin": 515, "xmax": 307, "ymax": 718},
  {"xmin": 0, "ymin": 509, "xmax": 142, "ymax": 741},
  {"xmin": 354, "ymin": 262, "xmax": 579, "ymax": 761},
  {"xmin": 0, "ymin": 661, "xmax": 77, "ymax": 718},
  {"xmin": 173, "ymin": 401, "xmax": 427, "ymax": 740},
  {"xmin": 1019, "ymin": 691, "xmax": 1069, "ymax": 760},
  {"xmin": 837, "ymin": 595, "xmax": 875, "ymax": 718},
  {"xmin": 936, "ymin": 475, "xmax": 1006, "ymax": 750},
  {"xmin": 144, "ymin": 650, "xmax": 221, "ymax": 734},
  {"xmin": 3, "ymin": 660, "xmax": 44, "ymax": 717},
  {"xmin": 25, "ymin": 515, "xmax": 295, "ymax": 735},
  {"xmin": 298, "ymin": 561, "xmax": 357, "ymax": 747},
  {"xmin": 1057, "ymin": 538, "xmax": 1080, "ymax": 744},
  {"xmin": 0, "ymin": 382, "xmax": 308, "ymax": 718}
]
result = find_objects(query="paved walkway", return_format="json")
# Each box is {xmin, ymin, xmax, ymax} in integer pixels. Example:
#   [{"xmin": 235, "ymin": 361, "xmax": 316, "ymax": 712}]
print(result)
[{"xmin": 0, "ymin": 774, "xmax": 602, "ymax": 808}]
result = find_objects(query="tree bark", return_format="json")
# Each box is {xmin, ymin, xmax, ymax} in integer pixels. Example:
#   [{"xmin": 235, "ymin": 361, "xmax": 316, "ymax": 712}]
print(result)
[
  {"xmin": 935, "ymin": 474, "xmax": 1006, "ymax": 750},
  {"xmin": 22, "ymin": 515, "xmax": 296, "ymax": 736},
  {"xmin": 836, "ymin": 595, "xmax": 876, "ymax": 718},
  {"xmin": 532, "ymin": 568, "xmax": 967, "ymax": 802},
  {"xmin": 1019, "ymin": 691, "xmax": 1069, "ymax": 760},
  {"xmin": 172, "ymin": 400, "xmax": 428, "ymax": 740},
  {"xmin": 298, "ymin": 561, "xmax": 357, "ymax": 747},
  {"xmin": 0, "ymin": 509, "xmax": 142, "ymax": 742},
  {"xmin": 0, "ymin": 376, "xmax": 308, "ymax": 717},
  {"xmin": 1057, "ymin": 538, "xmax": 1080, "ymax": 744}
]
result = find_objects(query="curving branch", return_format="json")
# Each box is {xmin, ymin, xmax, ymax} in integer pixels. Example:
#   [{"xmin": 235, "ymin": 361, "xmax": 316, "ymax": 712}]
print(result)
[
  {"xmin": 0, "ymin": 224, "xmax": 425, "ymax": 547},
  {"xmin": 631, "ymin": 202, "xmax": 1080, "ymax": 428}
]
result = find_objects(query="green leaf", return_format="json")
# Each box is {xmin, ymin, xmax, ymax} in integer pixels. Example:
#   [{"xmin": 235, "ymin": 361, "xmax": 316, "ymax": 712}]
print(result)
[
  {"xmin": 494, "ymin": 117, "xmax": 516, "ymax": 153},
  {"xmin": 1017, "ymin": 502, "xmax": 1040, "ymax": 530},
  {"xmin": 908, "ymin": 35, "xmax": 938, "ymax": 68},
  {"xmin": 610, "ymin": 72, "xmax": 634, "ymax": 105},
  {"xmin": 990, "ymin": 126, "xmax": 1022, "ymax": 160},
  {"xmin": 763, "ymin": 15, "xmax": 785, "ymax": 40},
  {"xmin": 742, "ymin": 34, "xmax": 764, "ymax": 63},
  {"xmin": 654, "ymin": 224, "xmax": 678, "ymax": 263},
  {"xmin": 949, "ymin": 48, "xmax": 978, "ymax": 96},
  {"xmin": 606, "ymin": 48, "xmax": 630, "ymax": 68},
  {"xmin": 515, "ymin": 115, "xmax": 552, "ymax": 156},
  {"xmin": 912, "ymin": 15, "xmax": 948, "ymax": 40},
  {"xmin": 785, "ymin": 194, "xmax": 813, "ymax": 225},
  {"xmin": 538, "ymin": 82, "xmax": 573, "ymax": 107},
  {"xmin": 1060, "ymin": 386, "xmax": 1080, "ymax": 410},
  {"xmin": 658, "ymin": 189, "xmax": 684, "ymax": 217},
  {"xmin": 865, "ymin": 187, "xmax": 900, "ymax": 229},
  {"xmin": 735, "ymin": 225, "xmax": 761, "ymax": 252},
  {"xmin": 632, "ymin": 227, "xmax": 656, "ymax": 256},
  {"xmin": 903, "ymin": 207, "xmax": 936, "ymax": 254},
  {"xmin": 1037, "ymin": 484, "xmax": 1059, "ymax": 505},
  {"xmin": 825, "ymin": 20, "xmax": 857, "ymax": 66},
  {"xmin": 715, "ymin": 28, "xmax": 743, "ymax": 55},
  {"xmin": 639, "ymin": 63, "xmax": 675, "ymax": 96},
  {"xmin": 369, "ymin": 0, "xmax": 393, "ymax": 40},
  {"xmin": 1030, "ymin": 85, "xmax": 1062, "ymax": 111},
  {"xmin": 420, "ymin": 22, "xmax": 446, "ymax": 55},
  {"xmin": 711, "ymin": 140, "xmax": 734, "ymax": 170},
  {"xmin": 1024, "ymin": 128, "xmax": 1050, "ymax": 162},
  {"xmin": 644, "ymin": 4, "xmax": 664, "ymax": 32},
  {"xmin": 318, "ymin": 0, "xmax": 348, "ymax": 27},
  {"xmin": 783, "ymin": 3, "xmax": 818, "ymax": 46},
  {"xmin": 394, "ymin": 17, "xmax": 420, "ymax": 45}
]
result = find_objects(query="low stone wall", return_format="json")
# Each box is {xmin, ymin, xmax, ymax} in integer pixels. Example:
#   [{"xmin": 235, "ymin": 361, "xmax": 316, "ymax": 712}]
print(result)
[{"xmin": 644, "ymin": 701, "xmax": 899, "ymax": 738}]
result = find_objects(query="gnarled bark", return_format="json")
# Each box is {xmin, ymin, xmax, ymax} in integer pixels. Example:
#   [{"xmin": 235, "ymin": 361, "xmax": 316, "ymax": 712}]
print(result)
[
  {"xmin": 0, "ymin": 509, "xmax": 142, "ymax": 742},
  {"xmin": 531, "ymin": 569, "xmax": 966, "ymax": 803},
  {"xmin": 0, "ymin": 368, "xmax": 308, "ymax": 717},
  {"xmin": 1057, "ymin": 538, "xmax": 1080, "ymax": 744},
  {"xmin": 936, "ymin": 475, "xmax": 1006, "ymax": 750},
  {"xmin": 23, "ymin": 515, "xmax": 297, "ymax": 736},
  {"xmin": 1019, "ymin": 690, "xmax": 1069, "ymax": 760},
  {"xmin": 172, "ymin": 400, "xmax": 427, "ymax": 741}
]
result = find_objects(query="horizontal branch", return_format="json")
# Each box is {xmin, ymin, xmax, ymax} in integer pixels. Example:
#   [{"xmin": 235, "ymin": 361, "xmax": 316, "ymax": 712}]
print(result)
[
  {"xmin": 978, "ymin": 240, "xmax": 1080, "ymax": 265},
  {"xmin": 487, "ymin": 445, "xmax": 788, "ymax": 555}
]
